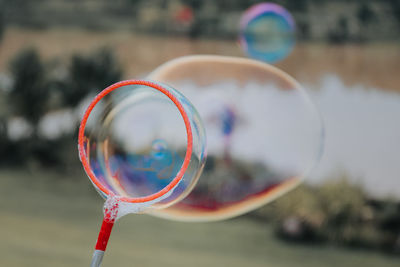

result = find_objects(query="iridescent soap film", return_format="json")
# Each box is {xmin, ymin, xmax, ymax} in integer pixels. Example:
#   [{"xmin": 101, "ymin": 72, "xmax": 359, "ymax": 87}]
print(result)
[
  {"xmin": 149, "ymin": 55, "xmax": 324, "ymax": 221},
  {"xmin": 239, "ymin": 3, "xmax": 296, "ymax": 63}
]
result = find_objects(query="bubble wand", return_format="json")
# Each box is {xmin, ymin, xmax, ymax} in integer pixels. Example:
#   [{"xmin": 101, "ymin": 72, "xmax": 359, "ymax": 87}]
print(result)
[{"xmin": 78, "ymin": 80, "xmax": 206, "ymax": 267}]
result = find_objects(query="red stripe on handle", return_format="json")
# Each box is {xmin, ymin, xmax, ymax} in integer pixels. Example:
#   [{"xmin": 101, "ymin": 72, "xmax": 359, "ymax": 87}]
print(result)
[
  {"xmin": 95, "ymin": 197, "xmax": 119, "ymax": 251},
  {"xmin": 95, "ymin": 218, "xmax": 115, "ymax": 251}
]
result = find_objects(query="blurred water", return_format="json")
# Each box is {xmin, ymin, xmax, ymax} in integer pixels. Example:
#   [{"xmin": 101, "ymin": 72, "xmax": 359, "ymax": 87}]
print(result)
[
  {"xmin": 171, "ymin": 75, "xmax": 400, "ymax": 199},
  {"xmin": 308, "ymin": 74, "xmax": 400, "ymax": 198}
]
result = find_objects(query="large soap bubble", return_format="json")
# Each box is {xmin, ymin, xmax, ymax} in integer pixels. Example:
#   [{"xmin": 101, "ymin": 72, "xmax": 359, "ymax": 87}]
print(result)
[
  {"xmin": 148, "ymin": 55, "xmax": 324, "ymax": 222},
  {"xmin": 78, "ymin": 80, "xmax": 207, "ymax": 216},
  {"xmin": 239, "ymin": 2, "xmax": 296, "ymax": 63}
]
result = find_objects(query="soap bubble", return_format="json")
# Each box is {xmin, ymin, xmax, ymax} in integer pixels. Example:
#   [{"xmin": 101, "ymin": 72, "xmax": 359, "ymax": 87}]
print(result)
[
  {"xmin": 151, "ymin": 139, "xmax": 169, "ymax": 159},
  {"xmin": 148, "ymin": 55, "xmax": 324, "ymax": 221},
  {"xmin": 239, "ymin": 2, "xmax": 295, "ymax": 63},
  {"xmin": 78, "ymin": 80, "xmax": 207, "ymax": 217}
]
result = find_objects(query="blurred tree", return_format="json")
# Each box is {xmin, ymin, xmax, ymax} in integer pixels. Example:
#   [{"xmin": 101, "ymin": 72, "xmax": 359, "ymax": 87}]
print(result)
[
  {"xmin": 328, "ymin": 16, "xmax": 350, "ymax": 43},
  {"xmin": 377, "ymin": 201, "xmax": 400, "ymax": 252},
  {"xmin": 317, "ymin": 179, "xmax": 367, "ymax": 245},
  {"xmin": 0, "ymin": 117, "xmax": 7, "ymax": 152},
  {"xmin": 297, "ymin": 21, "xmax": 311, "ymax": 40},
  {"xmin": 3, "ymin": 47, "xmax": 123, "ymax": 168},
  {"xmin": 389, "ymin": 0, "xmax": 400, "ymax": 24},
  {"xmin": 0, "ymin": 0, "xmax": 5, "ymax": 42},
  {"xmin": 286, "ymin": 0, "xmax": 308, "ymax": 13},
  {"xmin": 0, "ymin": 116, "xmax": 24, "ymax": 166},
  {"xmin": 9, "ymin": 48, "xmax": 49, "ymax": 126},
  {"xmin": 357, "ymin": 3, "xmax": 374, "ymax": 25},
  {"xmin": 62, "ymin": 48, "xmax": 122, "ymax": 107},
  {"xmin": 6, "ymin": 49, "xmax": 58, "ymax": 166},
  {"xmin": 182, "ymin": 0, "xmax": 202, "ymax": 10},
  {"xmin": 0, "ymin": 11, "xmax": 4, "ymax": 42},
  {"xmin": 256, "ymin": 177, "xmax": 400, "ymax": 252}
]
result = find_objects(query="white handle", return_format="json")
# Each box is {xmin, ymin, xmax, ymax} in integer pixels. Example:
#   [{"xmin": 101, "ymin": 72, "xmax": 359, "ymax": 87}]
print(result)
[{"xmin": 90, "ymin": 250, "xmax": 105, "ymax": 267}]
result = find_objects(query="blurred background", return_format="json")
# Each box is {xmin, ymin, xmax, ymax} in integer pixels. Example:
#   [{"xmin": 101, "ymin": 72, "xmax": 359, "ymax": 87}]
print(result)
[{"xmin": 0, "ymin": 0, "xmax": 399, "ymax": 266}]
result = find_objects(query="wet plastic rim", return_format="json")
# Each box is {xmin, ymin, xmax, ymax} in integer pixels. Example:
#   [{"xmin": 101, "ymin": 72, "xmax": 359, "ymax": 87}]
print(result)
[{"xmin": 78, "ymin": 79, "xmax": 193, "ymax": 203}]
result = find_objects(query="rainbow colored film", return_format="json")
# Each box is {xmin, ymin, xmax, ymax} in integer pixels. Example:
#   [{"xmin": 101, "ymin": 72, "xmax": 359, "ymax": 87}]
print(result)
[{"xmin": 240, "ymin": 3, "xmax": 296, "ymax": 63}]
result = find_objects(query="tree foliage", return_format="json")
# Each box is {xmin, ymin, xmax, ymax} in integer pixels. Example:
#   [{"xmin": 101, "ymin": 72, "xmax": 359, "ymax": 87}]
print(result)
[
  {"xmin": 3, "ymin": 47, "xmax": 123, "ymax": 168},
  {"xmin": 63, "ymin": 48, "xmax": 122, "ymax": 107},
  {"xmin": 9, "ymin": 48, "xmax": 49, "ymax": 126},
  {"xmin": 256, "ymin": 178, "xmax": 400, "ymax": 253}
]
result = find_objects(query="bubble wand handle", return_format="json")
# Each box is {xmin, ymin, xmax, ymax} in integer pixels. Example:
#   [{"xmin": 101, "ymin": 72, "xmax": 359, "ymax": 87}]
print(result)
[
  {"xmin": 90, "ymin": 219, "xmax": 114, "ymax": 267},
  {"xmin": 90, "ymin": 249, "xmax": 105, "ymax": 267},
  {"xmin": 90, "ymin": 200, "xmax": 119, "ymax": 267}
]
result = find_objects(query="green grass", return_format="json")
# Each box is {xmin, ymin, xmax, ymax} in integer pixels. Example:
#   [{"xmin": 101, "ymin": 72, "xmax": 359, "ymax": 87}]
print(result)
[{"xmin": 0, "ymin": 169, "xmax": 399, "ymax": 267}]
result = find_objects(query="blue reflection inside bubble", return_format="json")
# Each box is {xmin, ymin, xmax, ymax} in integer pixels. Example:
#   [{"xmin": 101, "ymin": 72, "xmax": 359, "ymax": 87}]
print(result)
[{"xmin": 90, "ymin": 139, "xmax": 184, "ymax": 198}]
